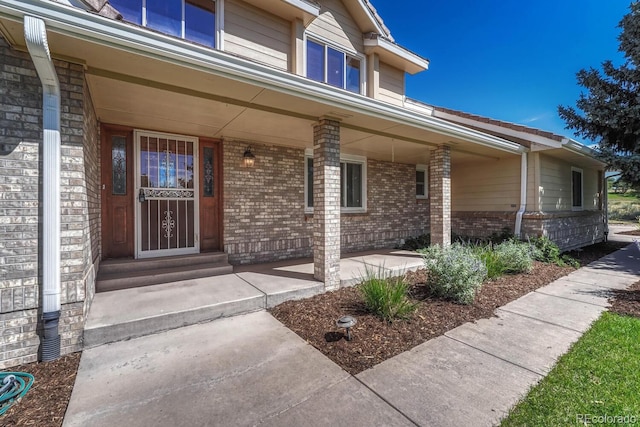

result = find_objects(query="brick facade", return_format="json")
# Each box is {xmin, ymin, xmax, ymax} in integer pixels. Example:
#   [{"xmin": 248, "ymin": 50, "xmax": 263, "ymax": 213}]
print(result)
[
  {"xmin": 451, "ymin": 211, "xmax": 516, "ymax": 238},
  {"xmin": 522, "ymin": 210, "xmax": 605, "ymax": 251},
  {"xmin": 0, "ymin": 36, "xmax": 99, "ymax": 367},
  {"xmin": 430, "ymin": 145, "xmax": 451, "ymax": 246}
]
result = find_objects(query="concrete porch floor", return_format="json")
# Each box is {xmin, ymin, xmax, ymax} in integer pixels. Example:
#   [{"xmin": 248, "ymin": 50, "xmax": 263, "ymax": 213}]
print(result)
[{"xmin": 83, "ymin": 249, "xmax": 425, "ymax": 348}]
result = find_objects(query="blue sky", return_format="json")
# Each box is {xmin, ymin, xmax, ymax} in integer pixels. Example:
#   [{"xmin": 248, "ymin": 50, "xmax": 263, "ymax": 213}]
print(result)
[{"xmin": 371, "ymin": 1, "xmax": 630, "ymax": 144}]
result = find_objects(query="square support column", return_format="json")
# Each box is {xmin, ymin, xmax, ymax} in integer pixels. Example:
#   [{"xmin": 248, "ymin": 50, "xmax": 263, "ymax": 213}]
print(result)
[
  {"xmin": 430, "ymin": 145, "xmax": 451, "ymax": 246},
  {"xmin": 313, "ymin": 119, "xmax": 341, "ymax": 289}
]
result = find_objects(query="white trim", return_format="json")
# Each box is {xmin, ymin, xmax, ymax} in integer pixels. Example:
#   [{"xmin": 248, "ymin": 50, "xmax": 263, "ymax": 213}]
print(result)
[
  {"xmin": 416, "ymin": 164, "xmax": 428, "ymax": 199},
  {"xmin": 571, "ymin": 166, "xmax": 584, "ymax": 211},
  {"xmin": 514, "ymin": 152, "xmax": 527, "ymax": 237},
  {"xmin": 0, "ymin": 0, "xmax": 526, "ymax": 155},
  {"xmin": 282, "ymin": 0, "xmax": 320, "ymax": 17},
  {"xmin": 304, "ymin": 150, "xmax": 367, "ymax": 213},
  {"xmin": 304, "ymin": 32, "xmax": 366, "ymax": 95},
  {"xmin": 363, "ymin": 35, "xmax": 429, "ymax": 74},
  {"xmin": 134, "ymin": 129, "xmax": 201, "ymax": 258},
  {"xmin": 216, "ymin": 0, "xmax": 224, "ymax": 51}
]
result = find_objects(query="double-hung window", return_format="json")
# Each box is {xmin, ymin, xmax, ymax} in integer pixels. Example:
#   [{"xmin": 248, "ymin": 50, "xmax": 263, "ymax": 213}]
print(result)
[
  {"xmin": 110, "ymin": 0, "xmax": 218, "ymax": 48},
  {"xmin": 571, "ymin": 167, "xmax": 583, "ymax": 210},
  {"xmin": 306, "ymin": 38, "xmax": 363, "ymax": 94},
  {"xmin": 305, "ymin": 153, "xmax": 367, "ymax": 212},
  {"xmin": 416, "ymin": 165, "xmax": 428, "ymax": 198}
]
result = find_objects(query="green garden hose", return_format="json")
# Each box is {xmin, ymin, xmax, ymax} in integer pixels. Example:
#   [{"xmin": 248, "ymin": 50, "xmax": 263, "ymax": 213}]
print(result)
[{"xmin": 0, "ymin": 372, "xmax": 35, "ymax": 416}]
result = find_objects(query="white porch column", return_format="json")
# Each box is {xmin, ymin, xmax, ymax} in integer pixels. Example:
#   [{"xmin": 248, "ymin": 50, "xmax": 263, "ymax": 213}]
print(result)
[
  {"xmin": 313, "ymin": 118, "xmax": 341, "ymax": 289},
  {"xmin": 430, "ymin": 145, "xmax": 451, "ymax": 246}
]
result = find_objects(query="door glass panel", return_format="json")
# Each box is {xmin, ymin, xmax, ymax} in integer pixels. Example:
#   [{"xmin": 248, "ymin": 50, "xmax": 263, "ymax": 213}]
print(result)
[
  {"xmin": 203, "ymin": 147, "xmax": 214, "ymax": 197},
  {"xmin": 112, "ymin": 136, "xmax": 127, "ymax": 195}
]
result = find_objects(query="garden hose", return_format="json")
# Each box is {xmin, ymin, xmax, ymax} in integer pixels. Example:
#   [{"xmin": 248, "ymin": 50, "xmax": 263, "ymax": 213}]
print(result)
[{"xmin": 0, "ymin": 372, "xmax": 35, "ymax": 415}]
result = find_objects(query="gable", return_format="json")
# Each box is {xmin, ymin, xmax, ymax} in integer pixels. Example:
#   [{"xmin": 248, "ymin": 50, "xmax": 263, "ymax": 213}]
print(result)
[{"xmin": 306, "ymin": 0, "xmax": 364, "ymax": 53}]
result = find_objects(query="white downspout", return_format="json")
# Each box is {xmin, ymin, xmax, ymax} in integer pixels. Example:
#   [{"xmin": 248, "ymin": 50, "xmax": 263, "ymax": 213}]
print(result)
[
  {"xmin": 514, "ymin": 152, "xmax": 528, "ymax": 238},
  {"xmin": 24, "ymin": 16, "xmax": 62, "ymax": 362}
]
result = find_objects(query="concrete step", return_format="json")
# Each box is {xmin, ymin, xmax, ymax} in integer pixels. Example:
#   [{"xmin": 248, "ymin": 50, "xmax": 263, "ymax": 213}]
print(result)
[
  {"xmin": 84, "ymin": 274, "xmax": 266, "ymax": 348},
  {"xmin": 96, "ymin": 262, "xmax": 233, "ymax": 293},
  {"xmin": 99, "ymin": 252, "xmax": 228, "ymax": 275}
]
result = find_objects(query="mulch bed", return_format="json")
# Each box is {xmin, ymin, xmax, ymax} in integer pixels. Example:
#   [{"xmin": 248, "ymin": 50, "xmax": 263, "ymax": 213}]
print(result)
[
  {"xmin": 0, "ymin": 241, "xmax": 631, "ymax": 424},
  {"xmin": 609, "ymin": 280, "xmax": 640, "ymax": 318},
  {"xmin": 1, "ymin": 352, "xmax": 80, "ymax": 427},
  {"xmin": 270, "ymin": 241, "xmax": 631, "ymax": 375},
  {"xmin": 618, "ymin": 229, "xmax": 640, "ymax": 236}
]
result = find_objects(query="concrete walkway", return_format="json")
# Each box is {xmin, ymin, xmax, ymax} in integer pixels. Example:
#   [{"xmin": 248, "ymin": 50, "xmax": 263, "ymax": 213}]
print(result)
[{"xmin": 65, "ymin": 243, "xmax": 640, "ymax": 427}]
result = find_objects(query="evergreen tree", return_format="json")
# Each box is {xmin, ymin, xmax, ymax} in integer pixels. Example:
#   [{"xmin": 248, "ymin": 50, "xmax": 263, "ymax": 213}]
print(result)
[{"xmin": 558, "ymin": 2, "xmax": 640, "ymax": 187}]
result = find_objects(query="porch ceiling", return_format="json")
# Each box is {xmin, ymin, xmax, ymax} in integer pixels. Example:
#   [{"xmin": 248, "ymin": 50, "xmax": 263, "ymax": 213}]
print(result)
[{"xmin": 1, "ymin": 14, "xmax": 519, "ymax": 165}]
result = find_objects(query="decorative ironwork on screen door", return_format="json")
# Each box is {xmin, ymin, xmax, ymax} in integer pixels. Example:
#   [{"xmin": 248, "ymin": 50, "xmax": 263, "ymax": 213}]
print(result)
[{"xmin": 136, "ymin": 132, "xmax": 199, "ymax": 257}]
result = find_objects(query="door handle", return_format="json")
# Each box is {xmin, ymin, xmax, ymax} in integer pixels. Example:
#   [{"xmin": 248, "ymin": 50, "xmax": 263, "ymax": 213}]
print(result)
[{"xmin": 138, "ymin": 189, "xmax": 146, "ymax": 203}]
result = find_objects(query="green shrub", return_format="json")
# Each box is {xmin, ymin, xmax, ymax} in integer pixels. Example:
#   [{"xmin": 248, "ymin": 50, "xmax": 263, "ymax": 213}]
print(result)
[
  {"xmin": 359, "ymin": 268, "xmax": 417, "ymax": 322},
  {"xmin": 419, "ymin": 243, "xmax": 487, "ymax": 304},
  {"xmin": 493, "ymin": 240, "xmax": 533, "ymax": 273},
  {"xmin": 528, "ymin": 236, "xmax": 579, "ymax": 268},
  {"xmin": 399, "ymin": 234, "xmax": 430, "ymax": 251},
  {"xmin": 472, "ymin": 245, "xmax": 506, "ymax": 279}
]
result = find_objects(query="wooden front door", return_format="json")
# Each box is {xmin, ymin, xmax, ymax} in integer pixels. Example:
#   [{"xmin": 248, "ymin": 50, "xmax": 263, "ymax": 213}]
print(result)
[
  {"xmin": 199, "ymin": 139, "xmax": 222, "ymax": 252},
  {"xmin": 101, "ymin": 125, "xmax": 135, "ymax": 259}
]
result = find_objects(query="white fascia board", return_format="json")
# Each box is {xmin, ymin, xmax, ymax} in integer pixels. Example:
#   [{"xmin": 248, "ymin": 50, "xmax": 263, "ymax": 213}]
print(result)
[
  {"xmin": 363, "ymin": 37, "xmax": 429, "ymax": 74},
  {"xmin": 282, "ymin": 0, "xmax": 320, "ymax": 17},
  {"xmin": 561, "ymin": 138, "xmax": 606, "ymax": 164},
  {"xmin": 0, "ymin": 0, "xmax": 523, "ymax": 155},
  {"xmin": 434, "ymin": 110, "xmax": 562, "ymax": 148},
  {"xmin": 356, "ymin": 0, "xmax": 388, "ymax": 36},
  {"xmin": 404, "ymin": 99, "xmax": 434, "ymax": 116}
]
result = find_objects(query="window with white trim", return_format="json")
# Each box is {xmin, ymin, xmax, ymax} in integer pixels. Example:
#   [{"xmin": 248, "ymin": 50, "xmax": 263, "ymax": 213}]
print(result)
[
  {"xmin": 571, "ymin": 167, "xmax": 583, "ymax": 210},
  {"xmin": 305, "ymin": 153, "xmax": 367, "ymax": 212},
  {"xmin": 305, "ymin": 38, "xmax": 363, "ymax": 94},
  {"xmin": 416, "ymin": 165, "xmax": 428, "ymax": 198},
  {"xmin": 110, "ymin": 0, "xmax": 219, "ymax": 48}
]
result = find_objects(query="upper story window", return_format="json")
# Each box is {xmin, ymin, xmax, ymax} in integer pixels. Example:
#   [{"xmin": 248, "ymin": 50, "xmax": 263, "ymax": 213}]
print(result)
[
  {"xmin": 571, "ymin": 167, "xmax": 583, "ymax": 211},
  {"xmin": 306, "ymin": 37, "xmax": 363, "ymax": 94},
  {"xmin": 110, "ymin": 0, "xmax": 217, "ymax": 48}
]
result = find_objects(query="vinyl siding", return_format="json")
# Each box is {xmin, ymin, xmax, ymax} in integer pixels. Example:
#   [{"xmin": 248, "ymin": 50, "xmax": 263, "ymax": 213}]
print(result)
[
  {"xmin": 306, "ymin": 0, "xmax": 364, "ymax": 53},
  {"xmin": 539, "ymin": 154, "xmax": 600, "ymax": 211},
  {"xmin": 225, "ymin": 0, "xmax": 291, "ymax": 70},
  {"xmin": 452, "ymin": 157, "xmax": 521, "ymax": 211},
  {"xmin": 377, "ymin": 62, "xmax": 404, "ymax": 106}
]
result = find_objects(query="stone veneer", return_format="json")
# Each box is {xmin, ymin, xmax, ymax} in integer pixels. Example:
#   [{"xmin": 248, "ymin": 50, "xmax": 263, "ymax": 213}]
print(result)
[
  {"xmin": 429, "ymin": 145, "xmax": 451, "ymax": 246},
  {"xmin": 223, "ymin": 140, "xmax": 430, "ymax": 265},
  {"xmin": 0, "ymin": 36, "xmax": 100, "ymax": 368},
  {"xmin": 521, "ymin": 210, "xmax": 605, "ymax": 251}
]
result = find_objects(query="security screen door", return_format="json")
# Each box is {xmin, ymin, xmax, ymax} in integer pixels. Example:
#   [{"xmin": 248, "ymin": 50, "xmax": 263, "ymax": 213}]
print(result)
[{"xmin": 135, "ymin": 131, "xmax": 199, "ymax": 258}]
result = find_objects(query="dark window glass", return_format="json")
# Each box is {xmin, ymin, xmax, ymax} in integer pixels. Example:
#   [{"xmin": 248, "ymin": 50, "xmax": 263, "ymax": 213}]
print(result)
[
  {"xmin": 341, "ymin": 162, "xmax": 362, "ymax": 208},
  {"xmin": 307, "ymin": 157, "xmax": 314, "ymax": 208},
  {"xmin": 346, "ymin": 57, "xmax": 360, "ymax": 93},
  {"xmin": 416, "ymin": 170, "xmax": 426, "ymax": 196},
  {"xmin": 147, "ymin": 0, "xmax": 182, "ymax": 37},
  {"xmin": 110, "ymin": 0, "xmax": 143, "ymax": 24},
  {"xmin": 185, "ymin": 2, "xmax": 215, "ymax": 47},
  {"xmin": 572, "ymin": 170, "xmax": 582, "ymax": 207},
  {"xmin": 307, "ymin": 40, "xmax": 325, "ymax": 83},
  {"xmin": 112, "ymin": 136, "xmax": 127, "ymax": 195},
  {"xmin": 327, "ymin": 47, "xmax": 344, "ymax": 88},
  {"xmin": 203, "ymin": 147, "xmax": 214, "ymax": 197}
]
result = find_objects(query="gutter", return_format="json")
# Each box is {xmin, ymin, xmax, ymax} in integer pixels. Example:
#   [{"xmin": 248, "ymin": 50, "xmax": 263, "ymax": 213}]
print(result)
[
  {"xmin": 514, "ymin": 152, "xmax": 528, "ymax": 238},
  {"xmin": 561, "ymin": 138, "xmax": 606, "ymax": 165},
  {"xmin": 24, "ymin": 16, "xmax": 62, "ymax": 362},
  {"xmin": 0, "ymin": 0, "xmax": 525, "ymax": 155}
]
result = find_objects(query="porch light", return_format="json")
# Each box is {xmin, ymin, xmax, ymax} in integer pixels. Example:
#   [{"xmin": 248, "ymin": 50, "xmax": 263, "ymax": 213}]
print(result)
[
  {"xmin": 336, "ymin": 316, "xmax": 357, "ymax": 341},
  {"xmin": 243, "ymin": 146, "xmax": 256, "ymax": 168}
]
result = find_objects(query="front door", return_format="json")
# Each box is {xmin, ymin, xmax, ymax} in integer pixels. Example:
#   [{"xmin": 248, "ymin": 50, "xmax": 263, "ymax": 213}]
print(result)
[{"xmin": 135, "ymin": 130, "xmax": 200, "ymax": 258}]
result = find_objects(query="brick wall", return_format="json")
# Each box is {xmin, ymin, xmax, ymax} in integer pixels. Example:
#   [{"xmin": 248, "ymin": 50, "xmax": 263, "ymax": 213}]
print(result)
[
  {"xmin": 522, "ymin": 210, "xmax": 605, "ymax": 251},
  {"xmin": 451, "ymin": 211, "xmax": 516, "ymax": 239},
  {"xmin": 223, "ymin": 140, "xmax": 429, "ymax": 264},
  {"xmin": 0, "ymin": 36, "xmax": 99, "ymax": 367}
]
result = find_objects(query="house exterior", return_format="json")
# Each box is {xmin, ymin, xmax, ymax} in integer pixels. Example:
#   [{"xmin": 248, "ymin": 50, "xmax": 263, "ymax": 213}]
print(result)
[{"xmin": 0, "ymin": 0, "xmax": 606, "ymax": 367}]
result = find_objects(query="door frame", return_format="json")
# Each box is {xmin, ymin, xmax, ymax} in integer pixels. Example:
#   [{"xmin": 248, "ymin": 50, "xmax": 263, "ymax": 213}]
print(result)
[{"xmin": 133, "ymin": 129, "xmax": 201, "ymax": 259}]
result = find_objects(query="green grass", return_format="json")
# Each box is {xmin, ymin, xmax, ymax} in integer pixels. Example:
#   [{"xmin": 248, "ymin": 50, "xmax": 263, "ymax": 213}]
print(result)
[
  {"xmin": 501, "ymin": 312, "xmax": 640, "ymax": 426},
  {"xmin": 607, "ymin": 192, "xmax": 639, "ymax": 202}
]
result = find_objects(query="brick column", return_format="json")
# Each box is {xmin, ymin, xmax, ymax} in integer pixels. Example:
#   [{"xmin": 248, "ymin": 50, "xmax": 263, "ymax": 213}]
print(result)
[
  {"xmin": 313, "ymin": 119, "xmax": 341, "ymax": 289},
  {"xmin": 430, "ymin": 145, "xmax": 451, "ymax": 246}
]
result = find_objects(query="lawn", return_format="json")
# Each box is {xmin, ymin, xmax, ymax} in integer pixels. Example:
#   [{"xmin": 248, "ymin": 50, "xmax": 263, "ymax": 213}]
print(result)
[
  {"xmin": 608, "ymin": 192, "xmax": 640, "ymax": 221},
  {"xmin": 501, "ymin": 311, "xmax": 640, "ymax": 426}
]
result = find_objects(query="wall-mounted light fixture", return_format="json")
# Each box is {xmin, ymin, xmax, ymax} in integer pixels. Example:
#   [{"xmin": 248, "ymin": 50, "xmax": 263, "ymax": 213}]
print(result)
[{"xmin": 243, "ymin": 146, "xmax": 256, "ymax": 168}]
